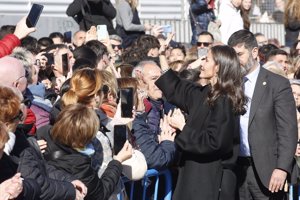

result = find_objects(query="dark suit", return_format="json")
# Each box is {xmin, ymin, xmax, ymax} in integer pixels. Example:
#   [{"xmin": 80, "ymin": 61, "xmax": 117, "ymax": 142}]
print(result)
[
  {"xmin": 156, "ymin": 70, "xmax": 240, "ymax": 200},
  {"xmin": 237, "ymin": 67, "xmax": 297, "ymax": 198}
]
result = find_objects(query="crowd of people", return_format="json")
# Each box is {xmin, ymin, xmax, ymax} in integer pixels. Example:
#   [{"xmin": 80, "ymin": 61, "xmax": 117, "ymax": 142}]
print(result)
[{"xmin": 0, "ymin": 0, "xmax": 300, "ymax": 200}]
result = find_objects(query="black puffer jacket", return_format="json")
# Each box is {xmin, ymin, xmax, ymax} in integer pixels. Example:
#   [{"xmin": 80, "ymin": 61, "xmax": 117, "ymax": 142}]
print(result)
[
  {"xmin": 0, "ymin": 153, "xmax": 41, "ymax": 200},
  {"xmin": 39, "ymin": 129, "xmax": 122, "ymax": 200},
  {"xmin": 17, "ymin": 147, "xmax": 76, "ymax": 200}
]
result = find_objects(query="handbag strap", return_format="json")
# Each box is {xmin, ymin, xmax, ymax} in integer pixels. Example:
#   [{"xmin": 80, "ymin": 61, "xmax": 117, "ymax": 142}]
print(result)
[
  {"xmin": 81, "ymin": 0, "xmax": 92, "ymax": 30},
  {"xmin": 187, "ymin": 0, "xmax": 202, "ymax": 31}
]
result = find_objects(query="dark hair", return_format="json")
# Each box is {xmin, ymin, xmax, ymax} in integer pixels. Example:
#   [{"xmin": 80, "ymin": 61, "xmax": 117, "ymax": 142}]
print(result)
[
  {"xmin": 44, "ymin": 44, "xmax": 68, "ymax": 53},
  {"xmin": 85, "ymin": 40, "xmax": 108, "ymax": 61},
  {"xmin": 258, "ymin": 44, "xmax": 279, "ymax": 65},
  {"xmin": 254, "ymin": 32, "xmax": 264, "ymax": 37},
  {"xmin": 228, "ymin": 30, "xmax": 258, "ymax": 51},
  {"xmin": 199, "ymin": 31, "xmax": 214, "ymax": 41},
  {"xmin": 178, "ymin": 69, "xmax": 200, "ymax": 83},
  {"xmin": 21, "ymin": 36, "xmax": 38, "ymax": 54},
  {"xmin": 136, "ymin": 34, "xmax": 160, "ymax": 57},
  {"xmin": 240, "ymin": 5, "xmax": 251, "ymax": 30},
  {"xmin": 0, "ymin": 25, "xmax": 15, "ymax": 40},
  {"xmin": 38, "ymin": 37, "xmax": 54, "ymax": 50},
  {"xmin": 265, "ymin": 49, "xmax": 288, "ymax": 61},
  {"xmin": 72, "ymin": 58, "xmax": 96, "ymax": 72},
  {"xmin": 208, "ymin": 45, "xmax": 247, "ymax": 114},
  {"xmin": 73, "ymin": 46, "xmax": 98, "ymax": 66},
  {"xmin": 171, "ymin": 43, "xmax": 186, "ymax": 56},
  {"xmin": 117, "ymin": 63, "xmax": 134, "ymax": 77},
  {"xmin": 60, "ymin": 78, "xmax": 71, "ymax": 97},
  {"xmin": 49, "ymin": 32, "xmax": 64, "ymax": 40}
]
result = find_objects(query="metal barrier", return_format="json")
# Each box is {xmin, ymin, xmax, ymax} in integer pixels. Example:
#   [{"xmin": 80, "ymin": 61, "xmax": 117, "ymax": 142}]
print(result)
[
  {"xmin": 118, "ymin": 169, "xmax": 172, "ymax": 200},
  {"xmin": 140, "ymin": 18, "xmax": 285, "ymax": 45}
]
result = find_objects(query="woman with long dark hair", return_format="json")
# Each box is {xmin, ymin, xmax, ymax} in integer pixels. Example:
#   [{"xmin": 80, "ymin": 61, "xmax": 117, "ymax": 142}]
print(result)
[{"xmin": 156, "ymin": 45, "xmax": 247, "ymax": 200}]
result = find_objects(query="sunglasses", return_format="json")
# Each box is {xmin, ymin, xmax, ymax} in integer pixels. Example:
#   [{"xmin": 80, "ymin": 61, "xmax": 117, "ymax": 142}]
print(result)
[
  {"xmin": 11, "ymin": 110, "xmax": 24, "ymax": 122},
  {"xmin": 112, "ymin": 44, "xmax": 122, "ymax": 49},
  {"xmin": 197, "ymin": 42, "xmax": 212, "ymax": 47}
]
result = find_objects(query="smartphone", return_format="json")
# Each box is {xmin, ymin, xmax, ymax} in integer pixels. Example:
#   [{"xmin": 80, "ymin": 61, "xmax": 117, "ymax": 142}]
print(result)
[
  {"xmin": 44, "ymin": 53, "xmax": 54, "ymax": 66},
  {"xmin": 114, "ymin": 125, "xmax": 128, "ymax": 155},
  {"xmin": 162, "ymin": 25, "xmax": 172, "ymax": 37},
  {"xmin": 97, "ymin": 25, "xmax": 108, "ymax": 41},
  {"xmin": 61, "ymin": 53, "xmax": 69, "ymax": 77},
  {"xmin": 64, "ymin": 31, "xmax": 72, "ymax": 43},
  {"xmin": 197, "ymin": 48, "xmax": 208, "ymax": 58},
  {"xmin": 120, "ymin": 87, "xmax": 134, "ymax": 118},
  {"xmin": 26, "ymin": 3, "xmax": 44, "ymax": 28}
]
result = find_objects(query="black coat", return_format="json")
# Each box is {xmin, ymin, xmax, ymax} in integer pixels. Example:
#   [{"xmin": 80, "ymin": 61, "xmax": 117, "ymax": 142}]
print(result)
[
  {"xmin": 155, "ymin": 70, "xmax": 240, "ymax": 200},
  {"xmin": 39, "ymin": 129, "xmax": 123, "ymax": 200},
  {"xmin": 17, "ymin": 147, "xmax": 76, "ymax": 200},
  {"xmin": 0, "ymin": 153, "xmax": 41, "ymax": 200},
  {"xmin": 66, "ymin": 0, "xmax": 116, "ymax": 34}
]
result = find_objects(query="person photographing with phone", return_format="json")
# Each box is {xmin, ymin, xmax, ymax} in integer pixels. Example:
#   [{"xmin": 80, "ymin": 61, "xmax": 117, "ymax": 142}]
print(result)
[
  {"xmin": 66, "ymin": 0, "xmax": 117, "ymax": 34},
  {"xmin": 116, "ymin": 0, "xmax": 152, "ymax": 48},
  {"xmin": 156, "ymin": 45, "xmax": 247, "ymax": 200},
  {"xmin": 0, "ymin": 6, "xmax": 38, "ymax": 58}
]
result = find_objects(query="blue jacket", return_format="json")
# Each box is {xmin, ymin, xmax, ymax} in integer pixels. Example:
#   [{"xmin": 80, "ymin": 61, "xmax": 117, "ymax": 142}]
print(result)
[
  {"xmin": 190, "ymin": 0, "xmax": 215, "ymax": 45},
  {"xmin": 132, "ymin": 113, "xmax": 176, "ymax": 170}
]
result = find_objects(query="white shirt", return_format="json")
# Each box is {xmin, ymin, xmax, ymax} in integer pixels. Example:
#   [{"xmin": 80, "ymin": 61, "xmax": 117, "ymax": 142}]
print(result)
[
  {"xmin": 218, "ymin": 0, "xmax": 244, "ymax": 44},
  {"xmin": 239, "ymin": 66, "xmax": 260, "ymax": 157},
  {"xmin": 4, "ymin": 132, "xmax": 16, "ymax": 155}
]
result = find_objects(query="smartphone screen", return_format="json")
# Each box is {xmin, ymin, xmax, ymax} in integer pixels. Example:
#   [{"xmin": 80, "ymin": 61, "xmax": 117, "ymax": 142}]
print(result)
[
  {"xmin": 26, "ymin": 3, "xmax": 44, "ymax": 28},
  {"xmin": 120, "ymin": 88, "xmax": 134, "ymax": 118},
  {"xmin": 97, "ymin": 25, "xmax": 108, "ymax": 41},
  {"xmin": 114, "ymin": 125, "xmax": 128, "ymax": 155},
  {"xmin": 44, "ymin": 53, "xmax": 54, "ymax": 66},
  {"xmin": 61, "ymin": 53, "xmax": 69, "ymax": 77},
  {"xmin": 197, "ymin": 48, "xmax": 208, "ymax": 58},
  {"xmin": 64, "ymin": 31, "xmax": 72, "ymax": 43},
  {"xmin": 162, "ymin": 25, "xmax": 172, "ymax": 37}
]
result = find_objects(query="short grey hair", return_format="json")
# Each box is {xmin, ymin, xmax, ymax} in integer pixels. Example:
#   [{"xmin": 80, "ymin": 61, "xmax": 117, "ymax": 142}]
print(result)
[
  {"xmin": 132, "ymin": 60, "xmax": 159, "ymax": 78},
  {"xmin": 10, "ymin": 47, "xmax": 34, "ymax": 84},
  {"xmin": 109, "ymin": 34, "xmax": 123, "ymax": 43}
]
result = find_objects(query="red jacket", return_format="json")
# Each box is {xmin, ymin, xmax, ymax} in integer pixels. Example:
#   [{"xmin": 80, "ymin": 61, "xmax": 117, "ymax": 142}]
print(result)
[{"xmin": 0, "ymin": 34, "xmax": 20, "ymax": 58}]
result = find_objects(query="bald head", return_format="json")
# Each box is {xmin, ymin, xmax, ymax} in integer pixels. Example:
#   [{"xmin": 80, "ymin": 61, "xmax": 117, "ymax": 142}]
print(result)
[{"xmin": 0, "ymin": 56, "xmax": 27, "ymax": 92}]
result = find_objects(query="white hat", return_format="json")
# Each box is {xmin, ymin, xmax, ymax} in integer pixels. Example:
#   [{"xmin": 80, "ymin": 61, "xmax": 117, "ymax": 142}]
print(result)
[{"xmin": 122, "ymin": 149, "xmax": 147, "ymax": 181}]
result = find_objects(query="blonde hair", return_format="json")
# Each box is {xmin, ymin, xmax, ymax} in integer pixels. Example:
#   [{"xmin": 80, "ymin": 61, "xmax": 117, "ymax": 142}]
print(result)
[
  {"xmin": 285, "ymin": 0, "xmax": 300, "ymax": 25},
  {"xmin": 62, "ymin": 68, "xmax": 103, "ymax": 107},
  {"xmin": 263, "ymin": 61, "xmax": 287, "ymax": 78},
  {"xmin": 101, "ymin": 70, "xmax": 118, "ymax": 100},
  {"xmin": 51, "ymin": 104, "xmax": 99, "ymax": 149},
  {"xmin": 127, "ymin": 0, "xmax": 138, "ymax": 10}
]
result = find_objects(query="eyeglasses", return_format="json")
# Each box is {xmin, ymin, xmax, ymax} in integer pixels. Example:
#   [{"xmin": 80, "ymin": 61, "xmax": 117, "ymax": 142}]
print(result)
[
  {"xmin": 14, "ymin": 70, "xmax": 29, "ymax": 83},
  {"xmin": 112, "ymin": 44, "xmax": 122, "ymax": 49},
  {"xmin": 197, "ymin": 42, "xmax": 212, "ymax": 47},
  {"xmin": 11, "ymin": 110, "xmax": 24, "ymax": 122}
]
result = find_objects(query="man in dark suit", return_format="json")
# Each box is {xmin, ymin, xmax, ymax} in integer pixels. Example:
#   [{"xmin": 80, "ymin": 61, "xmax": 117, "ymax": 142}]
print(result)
[{"xmin": 228, "ymin": 30, "xmax": 298, "ymax": 199}]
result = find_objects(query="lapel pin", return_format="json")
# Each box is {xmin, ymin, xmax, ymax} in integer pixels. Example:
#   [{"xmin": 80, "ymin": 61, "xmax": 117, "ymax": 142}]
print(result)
[{"xmin": 263, "ymin": 81, "xmax": 267, "ymax": 86}]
